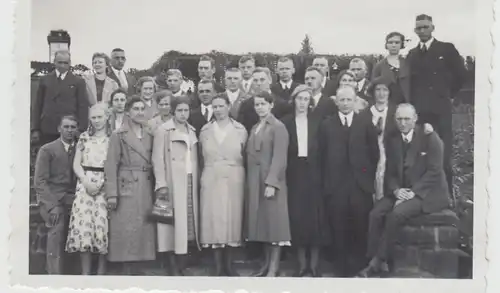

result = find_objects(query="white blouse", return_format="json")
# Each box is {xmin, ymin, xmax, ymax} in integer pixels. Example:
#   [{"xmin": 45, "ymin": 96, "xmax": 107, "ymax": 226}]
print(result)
[
  {"xmin": 370, "ymin": 105, "xmax": 388, "ymax": 131},
  {"xmin": 295, "ymin": 114, "xmax": 308, "ymax": 157}
]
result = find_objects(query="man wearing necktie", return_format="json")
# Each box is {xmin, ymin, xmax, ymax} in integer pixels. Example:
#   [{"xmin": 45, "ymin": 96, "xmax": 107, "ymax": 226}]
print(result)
[
  {"xmin": 319, "ymin": 86, "xmax": 379, "ymax": 277},
  {"xmin": 188, "ymin": 80, "xmax": 215, "ymax": 136},
  {"xmin": 238, "ymin": 55, "xmax": 256, "ymax": 94},
  {"xmin": 271, "ymin": 56, "xmax": 299, "ymax": 102},
  {"xmin": 31, "ymin": 50, "xmax": 88, "ymax": 146},
  {"xmin": 34, "ymin": 115, "xmax": 79, "ymax": 274},
  {"xmin": 358, "ymin": 104, "xmax": 449, "ymax": 278},
  {"xmin": 107, "ymin": 48, "xmax": 137, "ymax": 96},
  {"xmin": 349, "ymin": 58, "xmax": 373, "ymax": 105},
  {"xmin": 406, "ymin": 14, "xmax": 467, "ymax": 191}
]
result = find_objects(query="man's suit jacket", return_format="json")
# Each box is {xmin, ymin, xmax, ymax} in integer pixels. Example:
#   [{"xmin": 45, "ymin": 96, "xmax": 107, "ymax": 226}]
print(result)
[
  {"xmin": 319, "ymin": 112, "xmax": 379, "ymax": 198},
  {"xmin": 271, "ymin": 81, "xmax": 300, "ymax": 102},
  {"xmin": 407, "ymin": 39, "xmax": 467, "ymax": 115},
  {"xmin": 189, "ymin": 107, "xmax": 212, "ymax": 137},
  {"xmin": 32, "ymin": 71, "xmax": 89, "ymax": 135},
  {"xmin": 237, "ymin": 93, "xmax": 292, "ymax": 133},
  {"xmin": 106, "ymin": 67, "xmax": 137, "ymax": 96},
  {"xmin": 227, "ymin": 90, "xmax": 250, "ymax": 119},
  {"xmin": 357, "ymin": 78, "xmax": 373, "ymax": 105},
  {"xmin": 322, "ymin": 79, "xmax": 338, "ymax": 97},
  {"xmin": 83, "ymin": 74, "xmax": 119, "ymax": 105},
  {"xmin": 385, "ymin": 126, "xmax": 450, "ymax": 213},
  {"xmin": 34, "ymin": 139, "xmax": 76, "ymax": 213}
]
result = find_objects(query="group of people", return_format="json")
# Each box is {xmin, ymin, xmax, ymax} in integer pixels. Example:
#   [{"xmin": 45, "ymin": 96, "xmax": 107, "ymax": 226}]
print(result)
[{"xmin": 32, "ymin": 14, "xmax": 467, "ymax": 278}]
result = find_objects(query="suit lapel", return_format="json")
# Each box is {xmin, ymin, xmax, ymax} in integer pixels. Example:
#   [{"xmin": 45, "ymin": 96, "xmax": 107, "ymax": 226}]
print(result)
[
  {"xmin": 102, "ymin": 77, "xmax": 115, "ymax": 102},
  {"xmin": 107, "ymin": 67, "xmax": 121, "ymax": 87},
  {"xmin": 404, "ymin": 127, "xmax": 423, "ymax": 171},
  {"xmin": 86, "ymin": 76, "xmax": 98, "ymax": 104},
  {"xmin": 120, "ymin": 120, "xmax": 150, "ymax": 162}
]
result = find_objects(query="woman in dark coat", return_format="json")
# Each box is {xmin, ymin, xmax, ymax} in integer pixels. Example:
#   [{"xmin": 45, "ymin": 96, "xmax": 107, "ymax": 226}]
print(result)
[
  {"xmin": 371, "ymin": 32, "xmax": 411, "ymax": 104},
  {"xmin": 282, "ymin": 84, "xmax": 331, "ymax": 277},
  {"xmin": 245, "ymin": 91, "xmax": 291, "ymax": 277}
]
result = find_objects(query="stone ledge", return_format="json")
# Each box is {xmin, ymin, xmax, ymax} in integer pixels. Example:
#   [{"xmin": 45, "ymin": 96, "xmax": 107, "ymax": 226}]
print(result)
[{"xmin": 406, "ymin": 210, "xmax": 459, "ymax": 227}]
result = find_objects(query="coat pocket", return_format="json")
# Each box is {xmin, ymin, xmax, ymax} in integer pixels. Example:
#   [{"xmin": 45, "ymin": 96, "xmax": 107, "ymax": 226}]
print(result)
[{"xmin": 118, "ymin": 171, "xmax": 136, "ymax": 197}]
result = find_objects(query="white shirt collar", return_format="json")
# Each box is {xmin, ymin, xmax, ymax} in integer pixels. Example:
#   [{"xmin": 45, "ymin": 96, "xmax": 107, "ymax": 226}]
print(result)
[
  {"xmin": 420, "ymin": 37, "xmax": 434, "ymax": 49},
  {"xmin": 280, "ymin": 80, "xmax": 293, "ymax": 89},
  {"xmin": 357, "ymin": 78, "xmax": 366, "ymax": 92},
  {"xmin": 201, "ymin": 104, "xmax": 213, "ymax": 119},
  {"xmin": 321, "ymin": 77, "xmax": 327, "ymax": 88},
  {"xmin": 55, "ymin": 70, "xmax": 68, "ymax": 80},
  {"xmin": 172, "ymin": 90, "xmax": 183, "ymax": 97},
  {"xmin": 402, "ymin": 129, "xmax": 415, "ymax": 142},
  {"xmin": 370, "ymin": 105, "xmax": 388, "ymax": 117},
  {"xmin": 312, "ymin": 92, "xmax": 322, "ymax": 106},
  {"xmin": 338, "ymin": 111, "xmax": 354, "ymax": 127},
  {"xmin": 60, "ymin": 138, "xmax": 73, "ymax": 152},
  {"xmin": 226, "ymin": 89, "xmax": 240, "ymax": 104}
]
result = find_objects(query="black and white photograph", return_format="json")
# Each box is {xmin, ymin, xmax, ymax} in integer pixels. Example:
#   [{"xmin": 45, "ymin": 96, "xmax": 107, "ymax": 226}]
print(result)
[{"xmin": 8, "ymin": 0, "xmax": 492, "ymax": 291}]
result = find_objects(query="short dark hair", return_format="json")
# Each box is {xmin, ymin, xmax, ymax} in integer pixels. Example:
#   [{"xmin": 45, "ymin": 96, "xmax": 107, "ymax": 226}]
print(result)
[
  {"xmin": 111, "ymin": 48, "xmax": 125, "ymax": 53},
  {"xmin": 305, "ymin": 66, "xmax": 324, "ymax": 77},
  {"xmin": 125, "ymin": 96, "xmax": 145, "ymax": 112},
  {"xmin": 336, "ymin": 69, "xmax": 356, "ymax": 87},
  {"xmin": 368, "ymin": 77, "xmax": 393, "ymax": 98},
  {"xmin": 153, "ymin": 90, "xmax": 173, "ymax": 104},
  {"xmin": 109, "ymin": 89, "xmax": 128, "ymax": 107},
  {"xmin": 199, "ymin": 55, "xmax": 215, "ymax": 68},
  {"xmin": 197, "ymin": 79, "xmax": 216, "ymax": 91},
  {"xmin": 277, "ymin": 56, "xmax": 294, "ymax": 65},
  {"xmin": 239, "ymin": 55, "xmax": 255, "ymax": 65},
  {"xmin": 385, "ymin": 31, "xmax": 406, "ymax": 49},
  {"xmin": 212, "ymin": 93, "xmax": 231, "ymax": 105},
  {"xmin": 59, "ymin": 115, "xmax": 78, "ymax": 126},
  {"xmin": 416, "ymin": 14, "xmax": 433, "ymax": 22},
  {"xmin": 254, "ymin": 91, "xmax": 274, "ymax": 104},
  {"xmin": 170, "ymin": 95, "xmax": 191, "ymax": 115}
]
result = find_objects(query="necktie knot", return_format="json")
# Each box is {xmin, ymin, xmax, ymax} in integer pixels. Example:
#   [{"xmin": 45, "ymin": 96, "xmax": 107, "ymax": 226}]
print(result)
[
  {"xmin": 344, "ymin": 116, "xmax": 349, "ymax": 127},
  {"xmin": 421, "ymin": 44, "xmax": 428, "ymax": 53}
]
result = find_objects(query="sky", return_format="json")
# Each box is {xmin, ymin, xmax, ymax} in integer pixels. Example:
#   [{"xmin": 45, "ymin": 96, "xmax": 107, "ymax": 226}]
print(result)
[{"xmin": 30, "ymin": 0, "xmax": 476, "ymax": 69}]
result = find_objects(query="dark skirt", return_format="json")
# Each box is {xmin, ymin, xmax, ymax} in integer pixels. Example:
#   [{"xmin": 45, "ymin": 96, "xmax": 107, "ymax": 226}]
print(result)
[{"xmin": 287, "ymin": 157, "xmax": 331, "ymax": 246}]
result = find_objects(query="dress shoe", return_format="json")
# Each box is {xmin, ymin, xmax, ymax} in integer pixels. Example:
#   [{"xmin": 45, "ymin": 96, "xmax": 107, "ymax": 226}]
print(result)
[
  {"xmin": 251, "ymin": 266, "xmax": 268, "ymax": 277},
  {"xmin": 356, "ymin": 266, "xmax": 381, "ymax": 278},
  {"xmin": 293, "ymin": 268, "xmax": 309, "ymax": 277},
  {"xmin": 311, "ymin": 268, "xmax": 322, "ymax": 278}
]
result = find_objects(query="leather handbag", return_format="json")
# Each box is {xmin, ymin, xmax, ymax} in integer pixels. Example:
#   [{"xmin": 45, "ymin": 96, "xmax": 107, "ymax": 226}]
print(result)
[{"xmin": 148, "ymin": 189, "xmax": 174, "ymax": 224}]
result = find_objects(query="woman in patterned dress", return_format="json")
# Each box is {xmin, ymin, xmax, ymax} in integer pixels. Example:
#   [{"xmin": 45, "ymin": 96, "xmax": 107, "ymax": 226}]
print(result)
[{"xmin": 65, "ymin": 102, "xmax": 111, "ymax": 275}]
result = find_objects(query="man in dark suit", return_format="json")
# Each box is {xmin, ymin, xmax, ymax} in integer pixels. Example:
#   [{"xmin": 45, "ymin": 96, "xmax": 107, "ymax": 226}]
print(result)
[
  {"xmin": 239, "ymin": 55, "xmax": 257, "ymax": 95},
  {"xmin": 312, "ymin": 56, "xmax": 337, "ymax": 97},
  {"xmin": 107, "ymin": 48, "xmax": 137, "ymax": 96},
  {"xmin": 237, "ymin": 67, "xmax": 291, "ymax": 132},
  {"xmin": 188, "ymin": 80, "xmax": 215, "ymax": 136},
  {"xmin": 31, "ymin": 50, "xmax": 88, "ymax": 146},
  {"xmin": 349, "ymin": 57, "xmax": 373, "ymax": 105},
  {"xmin": 271, "ymin": 56, "xmax": 299, "ymax": 102},
  {"xmin": 358, "ymin": 103, "xmax": 450, "ymax": 277},
  {"xmin": 197, "ymin": 55, "xmax": 224, "ymax": 93},
  {"xmin": 304, "ymin": 66, "xmax": 337, "ymax": 124},
  {"xmin": 407, "ymin": 14, "xmax": 467, "ymax": 190},
  {"xmin": 319, "ymin": 86, "xmax": 379, "ymax": 277},
  {"xmin": 34, "ymin": 115, "xmax": 78, "ymax": 274}
]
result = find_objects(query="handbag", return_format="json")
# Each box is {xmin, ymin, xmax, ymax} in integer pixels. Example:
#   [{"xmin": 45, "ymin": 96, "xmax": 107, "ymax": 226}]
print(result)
[{"xmin": 148, "ymin": 189, "xmax": 174, "ymax": 224}]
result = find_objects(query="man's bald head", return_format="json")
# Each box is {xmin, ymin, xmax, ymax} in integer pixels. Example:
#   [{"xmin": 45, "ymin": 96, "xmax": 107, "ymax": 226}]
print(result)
[{"xmin": 395, "ymin": 103, "xmax": 418, "ymax": 134}]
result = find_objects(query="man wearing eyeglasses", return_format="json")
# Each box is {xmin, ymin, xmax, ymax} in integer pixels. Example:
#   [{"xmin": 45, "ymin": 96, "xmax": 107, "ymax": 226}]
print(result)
[
  {"xmin": 31, "ymin": 50, "xmax": 88, "ymax": 146},
  {"xmin": 406, "ymin": 14, "xmax": 467, "ymax": 191},
  {"xmin": 107, "ymin": 48, "xmax": 137, "ymax": 95}
]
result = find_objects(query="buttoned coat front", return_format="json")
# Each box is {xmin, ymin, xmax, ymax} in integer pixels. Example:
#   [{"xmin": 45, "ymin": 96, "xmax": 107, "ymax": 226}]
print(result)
[
  {"xmin": 245, "ymin": 114, "xmax": 291, "ymax": 243},
  {"xmin": 152, "ymin": 119, "xmax": 200, "ymax": 254},
  {"xmin": 198, "ymin": 120, "xmax": 248, "ymax": 246}
]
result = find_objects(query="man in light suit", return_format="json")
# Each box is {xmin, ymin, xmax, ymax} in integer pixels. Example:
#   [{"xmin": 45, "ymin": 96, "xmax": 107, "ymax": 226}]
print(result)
[
  {"xmin": 349, "ymin": 57, "xmax": 373, "ymax": 105},
  {"xmin": 224, "ymin": 67, "xmax": 249, "ymax": 119},
  {"xmin": 312, "ymin": 56, "xmax": 337, "ymax": 97},
  {"xmin": 107, "ymin": 48, "xmax": 137, "ymax": 96},
  {"xmin": 34, "ymin": 115, "xmax": 78, "ymax": 274},
  {"xmin": 31, "ymin": 50, "xmax": 88, "ymax": 146},
  {"xmin": 406, "ymin": 14, "xmax": 467, "ymax": 190},
  {"xmin": 358, "ymin": 103, "xmax": 450, "ymax": 277},
  {"xmin": 271, "ymin": 56, "xmax": 299, "ymax": 102},
  {"xmin": 238, "ymin": 55, "xmax": 256, "ymax": 94}
]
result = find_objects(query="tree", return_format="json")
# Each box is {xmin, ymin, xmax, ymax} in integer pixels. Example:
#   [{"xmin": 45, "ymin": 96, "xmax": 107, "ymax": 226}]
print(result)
[{"xmin": 299, "ymin": 34, "xmax": 314, "ymax": 55}]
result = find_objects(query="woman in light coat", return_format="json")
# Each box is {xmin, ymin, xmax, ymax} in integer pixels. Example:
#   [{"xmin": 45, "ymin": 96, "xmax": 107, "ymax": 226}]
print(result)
[
  {"xmin": 199, "ymin": 93, "xmax": 248, "ymax": 276},
  {"xmin": 246, "ymin": 91, "xmax": 291, "ymax": 277},
  {"xmin": 84, "ymin": 53, "xmax": 119, "ymax": 105},
  {"xmin": 104, "ymin": 97, "xmax": 156, "ymax": 273},
  {"xmin": 152, "ymin": 95, "xmax": 200, "ymax": 276}
]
